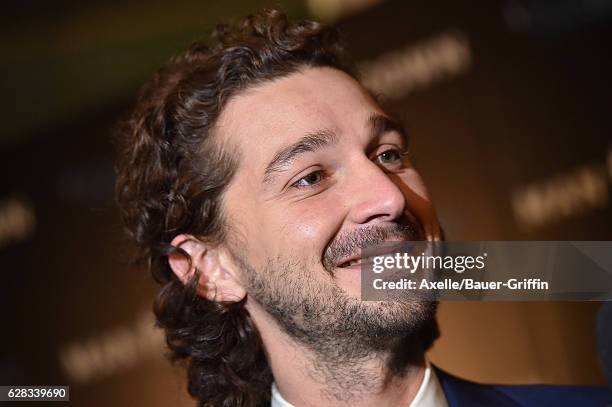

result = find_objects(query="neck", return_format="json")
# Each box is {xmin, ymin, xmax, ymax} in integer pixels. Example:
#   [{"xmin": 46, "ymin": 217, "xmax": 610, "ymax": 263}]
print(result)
[{"xmin": 251, "ymin": 306, "xmax": 427, "ymax": 407}]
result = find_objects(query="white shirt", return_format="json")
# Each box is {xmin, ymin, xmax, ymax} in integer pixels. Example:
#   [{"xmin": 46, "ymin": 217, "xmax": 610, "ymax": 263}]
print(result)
[{"xmin": 271, "ymin": 362, "xmax": 448, "ymax": 407}]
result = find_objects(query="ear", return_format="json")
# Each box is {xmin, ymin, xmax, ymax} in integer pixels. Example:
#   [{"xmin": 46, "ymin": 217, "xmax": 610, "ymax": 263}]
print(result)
[{"xmin": 168, "ymin": 234, "xmax": 246, "ymax": 303}]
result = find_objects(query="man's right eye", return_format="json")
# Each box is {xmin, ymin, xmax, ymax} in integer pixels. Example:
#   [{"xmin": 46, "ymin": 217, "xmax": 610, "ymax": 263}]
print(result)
[{"xmin": 292, "ymin": 170, "xmax": 325, "ymax": 189}]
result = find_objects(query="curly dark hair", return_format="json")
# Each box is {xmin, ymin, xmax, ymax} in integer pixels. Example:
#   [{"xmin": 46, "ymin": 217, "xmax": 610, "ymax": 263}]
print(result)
[{"xmin": 114, "ymin": 9, "xmax": 354, "ymax": 407}]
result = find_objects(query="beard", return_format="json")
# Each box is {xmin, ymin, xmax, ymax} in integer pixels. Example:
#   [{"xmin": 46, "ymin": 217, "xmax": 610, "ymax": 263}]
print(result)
[{"xmin": 226, "ymin": 214, "xmax": 439, "ymax": 389}]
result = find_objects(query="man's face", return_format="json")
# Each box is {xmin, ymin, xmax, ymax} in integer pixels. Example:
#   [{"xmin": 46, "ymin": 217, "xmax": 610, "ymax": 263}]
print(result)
[{"xmin": 216, "ymin": 67, "xmax": 440, "ymax": 352}]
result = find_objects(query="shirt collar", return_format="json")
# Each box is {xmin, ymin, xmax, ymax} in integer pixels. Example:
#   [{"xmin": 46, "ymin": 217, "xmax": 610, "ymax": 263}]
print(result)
[{"xmin": 271, "ymin": 360, "xmax": 448, "ymax": 407}]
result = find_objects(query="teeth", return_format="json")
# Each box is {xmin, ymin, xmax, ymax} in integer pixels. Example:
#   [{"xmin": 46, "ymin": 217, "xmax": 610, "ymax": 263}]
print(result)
[{"xmin": 342, "ymin": 255, "xmax": 379, "ymax": 268}]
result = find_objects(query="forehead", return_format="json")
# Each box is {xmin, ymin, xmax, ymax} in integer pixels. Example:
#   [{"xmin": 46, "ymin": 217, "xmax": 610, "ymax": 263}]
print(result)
[{"xmin": 215, "ymin": 67, "xmax": 383, "ymax": 167}]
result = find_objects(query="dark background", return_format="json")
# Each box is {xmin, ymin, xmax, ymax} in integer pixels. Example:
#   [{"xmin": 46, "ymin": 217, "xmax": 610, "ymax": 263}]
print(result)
[{"xmin": 1, "ymin": 0, "xmax": 611, "ymax": 405}]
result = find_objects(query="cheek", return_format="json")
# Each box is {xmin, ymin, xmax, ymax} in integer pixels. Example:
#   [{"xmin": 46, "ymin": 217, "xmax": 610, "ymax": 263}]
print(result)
[
  {"xmin": 282, "ymin": 204, "xmax": 332, "ymax": 239},
  {"xmin": 225, "ymin": 183, "xmax": 342, "ymax": 270},
  {"xmin": 275, "ymin": 196, "xmax": 345, "ymax": 258}
]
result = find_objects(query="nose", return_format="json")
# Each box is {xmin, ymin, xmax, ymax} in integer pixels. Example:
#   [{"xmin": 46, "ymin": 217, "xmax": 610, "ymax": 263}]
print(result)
[{"xmin": 344, "ymin": 159, "xmax": 407, "ymax": 225}]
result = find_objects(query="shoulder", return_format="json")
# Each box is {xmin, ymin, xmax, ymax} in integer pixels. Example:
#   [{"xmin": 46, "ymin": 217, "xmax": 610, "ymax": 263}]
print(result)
[{"xmin": 434, "ymin": 366, "xmax": 612, "ymax": 407}]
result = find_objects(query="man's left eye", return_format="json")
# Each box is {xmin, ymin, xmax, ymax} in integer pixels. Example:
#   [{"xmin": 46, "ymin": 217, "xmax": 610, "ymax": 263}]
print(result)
[{"xmin": 375, "ymin": 148, "xmax": 405, "ymax": 166}]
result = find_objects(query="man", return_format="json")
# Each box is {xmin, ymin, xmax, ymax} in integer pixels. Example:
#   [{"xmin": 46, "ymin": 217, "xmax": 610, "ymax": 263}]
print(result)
[{"xmin": 115, "ymin": 9, "xmax": 611, "ymax": 407}]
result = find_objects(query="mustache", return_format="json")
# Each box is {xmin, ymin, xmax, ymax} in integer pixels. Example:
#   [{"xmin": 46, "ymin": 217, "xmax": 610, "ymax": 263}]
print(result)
[{"xmin": 322, "ymin": 215, "xmax": 424, "ymax": 272}]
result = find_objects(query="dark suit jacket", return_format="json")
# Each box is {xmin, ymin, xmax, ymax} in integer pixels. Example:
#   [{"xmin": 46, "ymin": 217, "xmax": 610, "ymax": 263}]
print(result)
[{"xmin": 435, "ymin": 366, "xmax": 612, "ymax": 407}]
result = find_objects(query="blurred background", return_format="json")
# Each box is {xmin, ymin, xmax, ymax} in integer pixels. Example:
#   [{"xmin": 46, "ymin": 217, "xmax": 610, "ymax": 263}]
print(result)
[{"xmin": 1, "ymin": 0, "xmax": 611, "ymax": 405}]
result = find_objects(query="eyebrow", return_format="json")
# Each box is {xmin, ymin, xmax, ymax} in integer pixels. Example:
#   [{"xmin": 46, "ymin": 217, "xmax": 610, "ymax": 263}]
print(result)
[
  {"xmin": 262, "ymin": 114, "xmax": 409, "ymax": 186},
  {"xmin": 367, "ymin": 113, "xmax": 409, "ymax": 147},
  {"xmin": 263, "ymin": 130, "xmax": 338, "ymax": 185}
]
